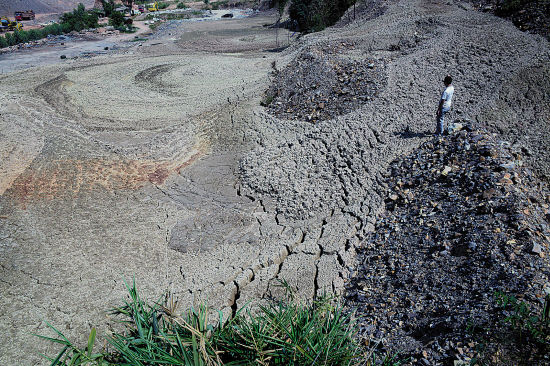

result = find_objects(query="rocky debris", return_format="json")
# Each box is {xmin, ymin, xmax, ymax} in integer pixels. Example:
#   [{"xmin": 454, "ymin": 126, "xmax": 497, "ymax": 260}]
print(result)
[
  {"xmin": 0, "ymin": 29, "xmax": 119, "ymax": 54},
  {"xmin": 263, "ymin": 41, "xmax": 386, "ymax": 122},
  {"xmin": 346, "ymin": 129, "xmax": 550, "ymax": 364},
  {"xmin": 470, "ymin": 0, "xmax": 550, "ymax": 40}
]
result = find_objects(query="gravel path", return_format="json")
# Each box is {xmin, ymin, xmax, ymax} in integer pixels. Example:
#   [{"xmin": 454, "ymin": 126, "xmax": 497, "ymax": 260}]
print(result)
[{"xmin": 0, "ymin": 2, "xmax": 548, "ymax": 364}]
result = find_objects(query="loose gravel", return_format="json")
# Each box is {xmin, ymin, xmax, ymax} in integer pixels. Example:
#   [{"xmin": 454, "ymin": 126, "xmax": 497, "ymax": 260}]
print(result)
[{"xmin": 346, "ymin": 127, "xmax": 550, "ymax": 365}]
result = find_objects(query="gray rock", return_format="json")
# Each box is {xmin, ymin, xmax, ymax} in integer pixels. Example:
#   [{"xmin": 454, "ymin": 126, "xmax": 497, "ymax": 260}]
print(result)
[
  {"xmin": 447, "ymin": 123, "xmax": 463, "ymax": 134},
  {"xmin": 499, "ymin": 162, "xmax": 516, "ymax": 170},
  {"xmin": 531, "ymin": 242, "xmax": 543, "ymax": 254}
]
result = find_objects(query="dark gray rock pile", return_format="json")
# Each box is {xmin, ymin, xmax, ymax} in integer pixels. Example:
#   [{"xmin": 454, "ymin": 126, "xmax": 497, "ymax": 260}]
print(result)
[
  {"xmin": 346, "ymin": 128, "xmax": 550, "ymax": 364},
  {"xmin": 264, "ymin": 41, "xmax": 386, "ymax": 122}
]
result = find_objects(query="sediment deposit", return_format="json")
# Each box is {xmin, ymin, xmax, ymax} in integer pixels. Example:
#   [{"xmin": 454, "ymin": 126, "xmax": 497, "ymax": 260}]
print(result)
[{"xmin": 0, "ymin": 1, "xmax": 549, "ymax": 364}]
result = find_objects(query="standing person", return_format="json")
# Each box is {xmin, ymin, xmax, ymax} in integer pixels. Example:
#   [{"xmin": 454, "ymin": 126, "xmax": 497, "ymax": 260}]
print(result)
[{"xmin": 436, "ymin": 75, "xmax": 454, "ymax": 135}]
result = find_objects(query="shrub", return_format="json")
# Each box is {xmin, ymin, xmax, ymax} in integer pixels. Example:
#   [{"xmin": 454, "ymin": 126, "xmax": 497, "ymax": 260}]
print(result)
[
  {"xmin": 211, "ymin": 0, "xmax": 228, "ymax": 10},
  {"xmin": 177, "ymin": 2, "xmax": 188, "ymax": 8},
  {"xmin": 109, "ymin": 11, "xmax": 125, "ymax": 27},
  {"xmin": 289, "ymin": 0, "xmax": 357, "ymax": 32},
  {"xmin": 13, "ymin": 30, "xmax": 30, "ymax": 44},
  {"xmin": 158, "ymin": 1, "xmax": 170, "ymax": 9},
  {"xmin": 27, "ymin": 29, "xmax": 41, "ymax": 41},
  {"xmin": 101, "ymin": 0, "xmax": 116, "ymax": 17},
  {"xmin": 0, "ymin": 35, "xmax": 8, "ymax": 48},
  {"xmin": 4, "ymin": 32, "xmax": 16, "ymax": 46},
  {"xmin": 59, "ymin": 3, "xmax": 99, "ymax": 32}
]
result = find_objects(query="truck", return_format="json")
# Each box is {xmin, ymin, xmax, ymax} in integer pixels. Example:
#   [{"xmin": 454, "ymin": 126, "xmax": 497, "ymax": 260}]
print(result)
[
  {"xmin": 0, "ymin": 17, "xmax": 23, "ymax": 31},
  {"xmin": 148, "ymin": 2, "xmax": 159, "ymax": 12},
  {"xmin": 14, "ymin": 10, "xmax": 35, "ymax": 21}
]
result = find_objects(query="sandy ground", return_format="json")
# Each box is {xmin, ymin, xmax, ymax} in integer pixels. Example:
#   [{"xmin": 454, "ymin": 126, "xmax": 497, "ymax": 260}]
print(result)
[{"xmin": 0, "ymin": 2, "xmax": 549, "ymax": 365}]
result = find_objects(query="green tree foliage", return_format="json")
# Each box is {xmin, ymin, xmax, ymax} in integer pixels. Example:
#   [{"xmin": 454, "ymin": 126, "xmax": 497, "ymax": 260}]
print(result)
[
  {"xmin": 27, "ymin": 29, "xmax": 41, "ymax": 41},
  {"xmin": 13, "ymin": 30, "xmax": 29, "ymax": 44},
  {"xmin": 59, "ymin": 3, "xmax": 99, "ymax": 32},
  {"xmin": 0, "ymin": 36, "xmax": 8, "ymax": 48},
  {"xmin": 101, "ymin": 0, "xmax": 116, "ymax": 17},
  {"xmin": 289, "ymin": 0, "xmax": 356, "ymax": 32},
  {"xmin": 4, "ymin": 32, "xmax": 15, "ymax": 46},
  {"xmin": 109, "ymin": 11, "xmax": 125, "ymax": 28}
]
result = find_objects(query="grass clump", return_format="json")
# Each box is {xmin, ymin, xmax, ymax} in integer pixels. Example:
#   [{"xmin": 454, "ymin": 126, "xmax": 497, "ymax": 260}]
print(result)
[{"xmin": 38, "ymin": 279, "xmax": 371, "ymax": 365}]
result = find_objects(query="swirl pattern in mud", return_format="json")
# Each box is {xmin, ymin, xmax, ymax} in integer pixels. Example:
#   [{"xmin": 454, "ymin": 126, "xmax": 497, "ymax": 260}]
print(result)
[{"xmin": 33, "ymin": 54, "xmax": 269, "ymax": 130}]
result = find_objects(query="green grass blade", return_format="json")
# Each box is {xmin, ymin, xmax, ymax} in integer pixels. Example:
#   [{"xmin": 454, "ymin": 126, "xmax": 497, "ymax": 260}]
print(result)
[
  {"xmin": 49, "ymin": 345, "xmax": 69, "ymax": 366},
  {"xmin": 87, "ymin": 327, "xmax": 96, "ymax": 358}
]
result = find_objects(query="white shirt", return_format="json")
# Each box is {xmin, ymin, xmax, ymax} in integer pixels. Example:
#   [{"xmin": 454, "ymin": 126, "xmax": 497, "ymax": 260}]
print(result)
[{"xmin": 441, "ymin": 85, "xmax": 454, "ymax": 110}]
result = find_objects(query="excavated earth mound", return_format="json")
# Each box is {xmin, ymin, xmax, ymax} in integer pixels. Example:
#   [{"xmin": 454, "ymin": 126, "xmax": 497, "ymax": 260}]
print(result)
[
  {"xmin": 346, "ymin": 128, "xmax": 550, "ymax": 365},
  {"xmin": 264, "ymin": 41, "xmax": 386, "ymax": 122}
]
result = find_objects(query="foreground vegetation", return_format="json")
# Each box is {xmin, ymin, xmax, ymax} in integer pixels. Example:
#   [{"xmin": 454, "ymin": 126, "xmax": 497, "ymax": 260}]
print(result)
[{"xmin": 38, "ymin": 279, "xmax": 403, "ymax": 365}]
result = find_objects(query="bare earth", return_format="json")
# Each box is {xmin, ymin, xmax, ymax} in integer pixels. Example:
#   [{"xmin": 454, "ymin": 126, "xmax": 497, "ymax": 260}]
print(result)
[{"xmin": 0, "ymin": 2, "xmax": 549, "ymax": 364}]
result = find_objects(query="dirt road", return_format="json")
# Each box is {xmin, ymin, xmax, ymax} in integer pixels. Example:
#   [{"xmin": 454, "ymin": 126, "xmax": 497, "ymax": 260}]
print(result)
[{"xmin": 0, "ymin": 2, "xmax": 548, "ymax": 364}]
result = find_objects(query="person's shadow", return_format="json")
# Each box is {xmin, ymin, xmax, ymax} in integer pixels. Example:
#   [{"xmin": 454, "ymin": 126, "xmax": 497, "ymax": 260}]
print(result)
[{"xmin": 394, "ymin": 126, "xmax": 432, "ymax": 139}]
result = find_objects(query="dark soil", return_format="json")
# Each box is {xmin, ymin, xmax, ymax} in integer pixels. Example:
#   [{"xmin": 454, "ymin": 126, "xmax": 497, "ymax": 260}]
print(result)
[
  {"xmin": 346, "ymin": 127, "xmax": 550, "ymax": 365},
  {"xmin": 263, "ymin": 41, "xmax": 386, "ymax": 122},
  {"xmin": 470, "ymin": 0, "xmax": 550, "ymax": 40}
]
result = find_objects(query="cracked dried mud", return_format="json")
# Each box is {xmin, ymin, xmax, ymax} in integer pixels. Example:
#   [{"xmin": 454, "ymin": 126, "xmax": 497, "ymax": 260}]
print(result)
[{"xmin": 1, "ymin": 1, "xmax": 549, "ymax": 364}]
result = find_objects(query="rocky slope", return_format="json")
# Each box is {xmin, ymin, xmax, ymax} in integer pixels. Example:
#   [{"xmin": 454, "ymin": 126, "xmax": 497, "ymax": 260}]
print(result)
[{"xmin": 346, "ymin": 126, "xmax": 550, "ymax": 364}]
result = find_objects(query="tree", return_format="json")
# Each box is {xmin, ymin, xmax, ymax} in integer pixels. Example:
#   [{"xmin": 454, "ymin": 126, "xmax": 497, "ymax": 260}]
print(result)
[
  {"xmin": 101, "ymin": 0, "xmax": 115, "ymax": 17},
  {"xmin": 4, "ymin": 32, "xmax": 16, "ymax": 46},
  {"xmin": 289, "ymin": 0, "xmax": 356, "ymax": 32},
  {"xmin": 109, "ymin": 11, "xmax": 125, "ymax": 28},
  {"xmin": 60, "ymin": 3, "xmax": 99, "ymax": 31}
]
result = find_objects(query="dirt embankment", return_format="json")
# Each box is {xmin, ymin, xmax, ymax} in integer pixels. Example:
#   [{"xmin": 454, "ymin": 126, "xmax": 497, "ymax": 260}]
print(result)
[{"xmin": 0, "ymin": 0, "xmax": 94, "ymax": 16}]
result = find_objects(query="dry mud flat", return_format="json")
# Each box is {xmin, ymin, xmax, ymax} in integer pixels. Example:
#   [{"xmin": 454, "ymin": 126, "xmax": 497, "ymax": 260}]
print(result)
[{"xmin": 0, "ymin": 2, "xmax": 549, "ymax": 365}]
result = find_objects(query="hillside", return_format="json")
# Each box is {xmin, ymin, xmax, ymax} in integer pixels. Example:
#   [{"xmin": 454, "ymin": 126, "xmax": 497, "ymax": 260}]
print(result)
[{"xmin": 0, "ymin": 0, "xmax": 94, "ymax": 16}]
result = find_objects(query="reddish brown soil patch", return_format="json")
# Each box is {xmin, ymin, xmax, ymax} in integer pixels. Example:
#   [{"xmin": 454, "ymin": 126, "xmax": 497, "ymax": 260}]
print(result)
[{"xmin": 8, "ymin": 151, "xmax": 203, "ymax": 206}]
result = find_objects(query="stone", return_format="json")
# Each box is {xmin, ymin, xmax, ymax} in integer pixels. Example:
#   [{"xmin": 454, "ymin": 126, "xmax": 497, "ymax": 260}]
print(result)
[
  {"xmin": 447, "ymin": 123, "xmax": 463, "ymax": 134},
  {"xmin": 531, "ymin": 242, "xmax": 543, "ymax": 254},
  {"xmin": 499, "ymin": 162, "xmax": 516, "ymax": 170},
  {"xmin": 441, "ymin": 166, "xmax": 452, "ymax": 176}
]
